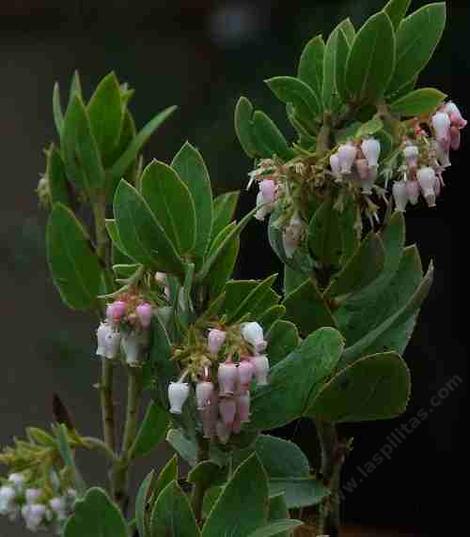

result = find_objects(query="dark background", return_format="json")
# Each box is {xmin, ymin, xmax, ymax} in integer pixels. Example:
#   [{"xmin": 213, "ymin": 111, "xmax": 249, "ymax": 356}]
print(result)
[{"xmin": 1, "ymin": 0, "xmax": 468, "ymax": 535}]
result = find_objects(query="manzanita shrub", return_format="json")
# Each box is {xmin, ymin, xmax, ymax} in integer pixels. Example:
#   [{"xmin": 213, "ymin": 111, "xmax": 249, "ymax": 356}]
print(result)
[{"xmin": 0, "ymin": 0, "xmax": 464, "ymax": 535}]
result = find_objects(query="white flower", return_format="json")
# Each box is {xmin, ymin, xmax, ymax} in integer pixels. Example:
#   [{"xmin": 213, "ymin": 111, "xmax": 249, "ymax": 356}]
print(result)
[
  {"xmin": 361, "ymin": 138, "xmax": 381, "ymax": 168},
  {"xmin": 121, "ymin": 331, "xmax": 141, "ymax": 366},
  {"xmin": 96, "ymin": 322, "xmax": 121, "ymax": 359},
  {"xmin": 250, "ymin": 355, "xmax": 270, "ymax": 386},
  {"xmin": 392, "ymin": 180, "xmax": 408, "ymax": 213},
  {"xmin": 417, "ymin": 167, "xmax": 437, "ymax": 207},
  {"xmin": 241, "ymin": 322, "xmax": 266, "ymax": 353},
  {"xmin": 0, "ymin": 485, "xmax": 17, "ymax": 516},
  {"xmin": 25, "ymin": 488, "xmax": 42, "ymax": 505},
  {"xmin": 337, "ymin": 143, "xmax": 357, "ymax": 174},
  {"xmin": 22, "ymin": 503, "xmax": 47, "ymax": 532},
  {"xmin": 49, "ymin": 497, "xmax": 67, "ymax": 521},
  {"xmin": 329, "ymin": 153, "xmax": 342, "ymax": 180},
  {"xmin": 168, "ymin": 381, "xmax": 190, "ymax": 414}
]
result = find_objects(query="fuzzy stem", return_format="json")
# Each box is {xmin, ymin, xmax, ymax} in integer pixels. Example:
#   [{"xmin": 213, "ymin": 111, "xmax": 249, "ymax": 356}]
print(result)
[{"xmin": 315, "ymin": 420, "xmax": 344, "ymax": 536}]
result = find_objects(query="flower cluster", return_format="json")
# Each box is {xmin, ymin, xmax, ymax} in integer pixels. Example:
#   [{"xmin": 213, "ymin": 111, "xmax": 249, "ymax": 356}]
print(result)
[
  {"xmin": 96, "ymin": 292, "xmax": 154, "ymax": 366},
  {"xmin": 168, "ymin": 322, "xmax": 269, "ymax": 444},
  {"xmin": 392, "ymin": 102, "xmax": 467, "ymax": 211},
  {"xmin": 0, "ymin": 472, "xmax": 76, "ymax": 533}
]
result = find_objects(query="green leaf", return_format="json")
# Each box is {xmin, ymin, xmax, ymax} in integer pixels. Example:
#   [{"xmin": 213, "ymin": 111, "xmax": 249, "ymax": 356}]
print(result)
[
  {"xmin": 150, "ymin": 481, "xmax": 200, "ymax": 537},
  {"xmin": 283, "ymin": 266, "xmax": 307, "ymax": 296},
  {"xmin": 251, "ymin": 110, "xmax": 294, "ymax": 161},
  {"xmin": 248, "ymin": 520, "xmax": 303, "ymax": 537},
  {"xmin": 47, "ymin": 144, "xmax": 70, "ymax": 207},
  {"xmin": 166, "ymin": 429, "xmax": 198, "ymax": 467},
  {"xmin": 325, "ymin": 233, "xmax": 385, "ymax": 299},
  {"xmin": 255, "ymin": 435, "xmax": 310, "ymax": 478},
  {"xmin": 105, "ymin": 218, "xmax": 132, "ymax": 259},
  {"xmin": 55, "ymin": 424, "xmax": 86, "ymax": 494},
  {"xmin": 249, "ymin": 328, "xmax": 344, "ymax": 430},
  {"xmin": 109, "ymin": 105, "xmax": 177, "ymax": 180},
  {"xmin": 69, "ymin": 70, "xmax": 82, "ymax": 101},
  {"xmin": 202, "ymin": 455, "xmax": 268, "ymax": 537},
  {"xmin": 188, "ymin": 461, "xmax": 227, "ymax": 491},
  {"xmin": 268, "ymin": 494, "xmax": 289, "ymax": 522},
  {"xmin": 384, "ymin": 0, "xmax": 412, "ymax": 29},
  {"xmin": 268, "ymin": 478, "xmax": 329, "ymax": 509},
  {"xmin": 152, "ymin": 455, "xmax": 179, "ymax": 504},
  {"xmin": 87, "ymin": 72, "xmax": 123, "ymax": 162},
  {"xmin": 308, "ymin": 352, "xmax": 410, "ymax": 422},
  {"xmin": 135, "ymin": 470, "xmax": 157, "ymax": 537},
  {"xmin": 266, "ymin": 320, "xmax": 300, "ymax": 366},
  {"xmin": 265, "ymin": 76, "xmax": 321, "ymax": 126},
  {"xmin": 148, "ymin": 316, "xmax": 176, "ymax": 407},
  {"xmin": 259, "ymin": 305, "xmax": 286, "ymax": 332},
  {"xmin": 235, "ymin": 96, "xmax": 259, "ymax": 158},
  {"xmin": 341, "ymin": 259, "xmax": 433, "ymax": 365},
  {"xmin": 64, "ymin": 488, "xmax": 127, "ymax": 537},
  {"xmin": 52, "ymin": 82, "xmax": 64, "ymax": 134},
  {"xmin": 355, "ymin": 116, "xmax": 384, "ymax": 138},
  {"xmin": 62, "ymin": 95, "xmax": 106, "ymax": 195},
  {"xmin": 206, "ymin": 234, "xmax": 239, "ymax": 300},
  {"xmin": 308, "ymin": 198, "xmax": 343, "ymax": 268},
  {"xmin": 130, "ymin": 401, "xmax": 169, "ymax": 459},
  {"xmin": 283, "ymin": 279, "xmax": 336, "ymax": 337},
  {"xmin": 141, "ymin": 160, "xmax": 196, "ymax": 255},
  {"xmin": 171, "ymin": 142, "xmax": 213, "ymax": 261},
  {"xmin": 387, "ymin": 3, "xmax": 446, "ymax": 94},
  {"xmin": 113, "ymin": 180, "xmax": 184, "ymax": 273},
  {"xmin": 390, "ymin": 87, "xmax": 446, "ymax": 116},
  {"xmin": 297, "ymin": 35, "xmax": 325, "ymax": 100},
  {"xmin": 335, "ymin": 29, "xmax": 351, "ymax": 101},
  {"xmin": 346, "ymin": 12, "xmax": 396, "ymax": 103},
  {"xmin": 227, "ymin": 274, "xmax": 279, "ymax": 323},
  {"xmin": 222, "ymin": 280, "xmax": 279, "ymax": 321},
  {"xmin": 47, "ymin": 204, "xmax": 101, "ymax": 310},
  {"xmin": 212, "ymin": 191, "xmax": 239, "ymax": 239}
]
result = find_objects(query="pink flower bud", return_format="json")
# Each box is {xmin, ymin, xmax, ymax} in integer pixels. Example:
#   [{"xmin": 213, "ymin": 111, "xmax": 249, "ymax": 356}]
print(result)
[
  {"xmin": 450, "ymin": 126, "xmax": 461, "ymax": 151},
  {"xmin": 219, "ymin": 397, "xmax": 237, "ymax": 427},
  {"xmin": 216, "ymin": 420, "xmax": 230, "ymax": 444},
  {"xmin": 445, "ymin": 101, "xmax": 467, "ymax": 129},
  {"xmin": 432, "ymin": 111, "xmax": 451, "ymax": 146},
  {"xmin": 200, "ymin": 399, "xmax": 217, "ymax": 439},
  {"xmin": 250, "ymin": 354, "xmax": 269, "ymax": 385},
  {"xmin": 361, "ymin": 138, "xmax": 381, "ymax": 167},
  {"xmin": 237, "ymin": 360, "xmax": 254, "ymax": 392},
  {"xmin": 403, "ymin": 145, "xmax": 419, "ymax": 170},
  {"xmin": 168, "ymin": 381, "xmax": 190, "ymax": 414},
  {"xmin": 236, "ymin": 392, "xmax": 251, "ymax": 423},
  {"xmin": 217, "ymin": 362, "xmax": 237, "ymax": 396},
  {"xmin": 96, "ymin": 322, "xmax": 121, "ymax": 359},
  {"xmin": 337, "ymin": 143, "xmax": 357, "ymax": 174},
  {"xmin": 259, "ymin": 179, "xmax": 276, "ymax": 204},
  {"xmin": 196, "ymin": 381, "xmax": 214, "ymax": 410},
  {"xmin": 329, "ymin": 153, "xmax": 342, "ymax": 180},
  {"xmin": 241, "ymin": 322, "xmax": 266, "ymax": 353},
  {"xmin": 355, "ymin": 158, "xmax": 370, "ymax": 181},
  {"xmin": 136, "ymin": 303, "xmax": 153, "ymax": 328},
  {"xmin": 392, "ymin": 181, "xmax": 408, "ymax": 213},
  {"xmin": 417, "ymin": 167, "xmax": 437, "ymax": 207},
  {"xmin": 208, "ymin": 328, "xmax": 226, "ymax": 355},
  {"xmin": 106, "ymin": 300, "xmax": 126, "ymax": 323},
  {"xmin": 282, "ymin": 213, "xmax": 304, "ymax": 259},
  {"xmin": 405, "ymin": 181, "xmax": 420, "ymax": 205}
]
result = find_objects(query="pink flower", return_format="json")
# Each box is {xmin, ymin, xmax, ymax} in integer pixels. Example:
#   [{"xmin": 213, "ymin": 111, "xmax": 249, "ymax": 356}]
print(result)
[
  {"xmin": 432, "ymin": 111, "xmax": 451, "ymax": 149},
  {"xmin": 200, "ymin": 398, "xmax": 217, "ymax": 439},
  {"xmin": 217, "ymin": 362, "xmax": 237, "ymax": 396},
  {"xmin": 417, "ymin": 167, "xmax": 437, "ymax": 207},
  {"xmin": 208, "ymin": 329, "xmax": 226, "ymax": 355},
  {"xmin": 432, "ymin": 140, "xmax": 451, "ymax": 168},
  {"xmin": 196, "ymin": 381, "xmax": 214, "ymax": 410},
  {"xmin": 405, "ymin": 181, "xmax": 420, "ymax": 206},
  {"xmin": 106, "ymin": 300, "xmax": 126, "ymax": 323},
  {"xmin": 403, "ymin": 145, "xmax": 419, "ymax": 170},
  {"xmin": 237, "ymin": 360, "xmax": 254, "ymax": 392},
  {"xmin": 337, "ymin": 143, "xmax": 357, "ymax": 174},
  {"xmin": 250, "ymin": 354, "xmax": 269, "ymax": 386},
  {"xmin": 355, "ymin": 158, "xmax": 369, "ymax": 180},
  {"xmin": 219, "ymin": 398, "xmax": 237, "ymax": 427},
  {"xmin": 216, "ymin": 420, "xmax": 230, "ymax": 444},
  {"xmin": 255, "ymin": 179, "xmax": 276, "ymax": 221},
  {"xmin": 236, "ymin": 392, "xmax": 251, "ymax": 423},
  {"xmin": 445, "ymin": 101, "xmax": 467, "ymax": 129},
  {"xmin": 392, "ymin": 180, "xmax": 408, "ymax": 213},
  {"xmin": 136, "ymin": 303, "xmax": 153, "ymax": 328},
  {"xmin": 450, "ymin": 126, "xmax": 461, "ymax": 151}
]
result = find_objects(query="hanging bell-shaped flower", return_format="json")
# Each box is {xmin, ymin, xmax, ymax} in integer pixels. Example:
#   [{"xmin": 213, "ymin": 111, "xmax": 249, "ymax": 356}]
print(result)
[
  {"xmin": 121, "ymin": 331, "xmax": 141, "ymax": 365},
  {"xmin": 361, "ymin": 138, "xmax": 381, "ymax": 168},
  {"xmin": 136, "ymin": 303, "xmax": 153, "ymax": 328},
  {"xmin": 337, "ymin": 143, "xmax": 357, "ymax": 174},
  {"xmin": 241, "ymin": 322, "xmax": 267, "ymax": 353},
  {"xmin": 217, "ymin": 362, "xmax": 238, "ymax": 396},
  {"xmin": 237, "ymin": 360, "xmax": 254, "ymax": 392},
  {"xmin": 168, "ymin": 381, "xmax": 190, "ymax": 414},
  {"xmin": 219, "ymin": 397, "xmax": 237, "ymax": 427},
  {"xmin": 207, "ymin": 328, "xmax": 226, "ymax": 355},
  {"xmin": 195, "ymin": 381, "xmax": 214, "ymax": 410},
  {"xmin": 417, "ymin": 167, "xmax": 438, "ymax": 207},
  {"xmin": 236, "ymin": 392, "xmax": 251, "ymax": 423},
  {"xmin": 250, "ymin": 354, "xmax": 270, "ymax": 386},
  {"xmin": 392, "ymin": 181, "xmax": 409, "ymax": 213},
  {"xmin": 96, "ymin": 323, "xmax": 121, "ymax": 360},
  {"xmin": 405, "ymin": 180, "xmax": 420, "ymax": 205}
]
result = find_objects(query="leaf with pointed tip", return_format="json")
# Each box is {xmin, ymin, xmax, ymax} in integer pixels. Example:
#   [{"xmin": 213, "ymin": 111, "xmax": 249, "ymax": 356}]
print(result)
[
  {"xmin": 130, "ymin": 401, "xmax": 169, "ymax": 459},
  {"xmin": 283, "ymin": 279, "xmax": 337, "ymax": 337},
  {"xmin": 390, "ymin": 87, "xmax": 446, "ymax": 116},
  {"xmin": 141, "ymin": 160, "xmax": 196, "ymax": 255},
  {"xmin": 109, "ymin": 105, "xmax": 177, "ymax": 180},
  {"xmin": 113, "ymin": 180, "xmax": 184, "ymax": 273},
  {"xmin": 268, "ymin": 477, "xmax": 330, "ymax": 509},
  {"xmin": 47, "ymin": 144, "xmax": 71, "ymax": 207},
  {"xmin": 252, "ymin": 110, "xmax": 294, "ymax": 160},
  {"xmin": 266, "ymin": 76, "xmax": 321, "ymax": 126},
  {"xmin": 166, "ymin": 429, "xmax": 198, "ymax": 467},
  {"xmin": 248, "ymin": 328, "xmax": 344, "ymax": 431},
  {"xmin": 325, "ymin": 233, "xmax": 385, "ymax": 299},
  {"xmin": 258, "ymin": 305, "xmax": 286, "ymax": 332},
  {"xmin": 150, "ymin": 481, "xmax": 200, "ymax": 537},
  {"xmin": 308, "ymin": 198, "xmax": 343, "ymax": 269},
  {"xmin": 152, "ymin": 455, "xmax": 178, "ymax": 503},
  {"xmin": 87, "ymin": 72, "xmax": 123, "ymax": 162},
  {"xmin": 235, "ymin": 96, "xmax": 259, "ymax": 157},
  {"xmin": 335, "ymin": 29, "xmax": 351, "ymax": 101},
  {"xmin": 387, "ymin": 3, "xmax": 446, "ymax": 94},
  {"xmin": 298, "ymin": 35, "xmax": 325, "ymax": 102},
  {"xmin": 308, "ymin": 352, "xmax": 411, "ymax": 422},
  {"xmin": 64, "ymin": 488, "xmax": 127, "ymax": 537},
  {"xmin": 188, "ymin": 461, "xmax": 227, "ymax": 491},
  {"xmin": 135, "ymin": 470, "xmax": 157, "ymax": 537},
  {"xmin": 202, "ymin": 455, "xmax": 268, "ymax": 537},
  {"xmin": 384, "ymin": 0, "xmax": 412, "ymax": 29},
  {"xmin": 222, "ymin": 280, "xmax": 279, "ymax": 321},
  {"xmin": 346, "ymin": 12, "xmax": 395, "ymax": 104},
  {"xmin": 227, "ymin": 274, "xmax": 279, "ymax": 323},
  {"xmin": 148, "ymin": 316, "xmax": 176, "ymax": 407},
  {"xmin": 212, "ymin": 191, "xmax": 239, "ymax": 239},
  {"xmin": 248, "ymin": 520, "xmax": 303, "ymax": 537},
  {"xmin": 207, "ymin": 233, "xmax": 239, "ymax": 300},
  {"xmin": 52, "ymin": 82, "xmax": 64, "ymax": 134},
  {"xmin": 47, "ymin": 204, "xmax": 102, "ymax": 310},
  {"xmin": 171, "ymin": 142, "xmax": 213, "ymax": 262}
]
